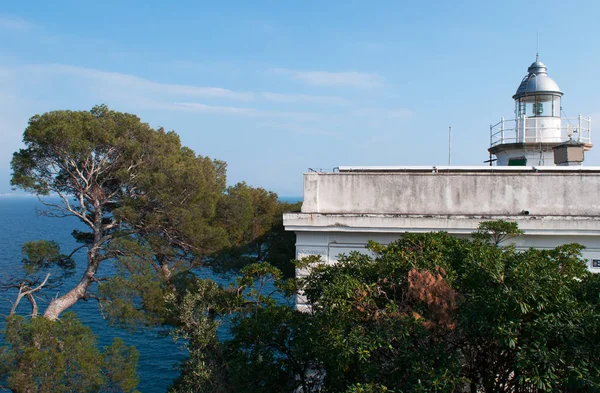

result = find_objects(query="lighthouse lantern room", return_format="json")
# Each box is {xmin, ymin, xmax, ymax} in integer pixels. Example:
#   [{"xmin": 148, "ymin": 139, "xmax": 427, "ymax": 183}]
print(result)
[{"xmin": 488, "ymin": 56, "xmax": 592, "ymax": 166}]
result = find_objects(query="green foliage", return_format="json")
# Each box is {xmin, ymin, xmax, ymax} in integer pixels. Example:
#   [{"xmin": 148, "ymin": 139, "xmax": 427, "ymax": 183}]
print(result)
[
  {"xmin": 296, "ymin": 222, "xmax": 599, "ymax": 393},
  {"xmin": 98, "ymin": 237, "xmax": 170, "ymax": 330},
  {"xmin": 216, "ymin": 182, "xmax": 261, "ymax": 245},
  {"xmin": 212, "ymin": 182, "xmax": 301, "ymax": 277},
  {"xmin": 454, "ymin": 240, "xmax": 598, "ymax": 392},
  {"xmin": 298, "ymin": 234, "xmax": 466, "ymax": 393},
  {"xmin": 167, "ymin": 263, "xmax": 317, "ymax": 393},
  {"xmin": 9, "ymin": 105, "xmax": 234, "ymax": 320},
  {"xmin": 261, "ymin": 200, "xmax": 302, "ymax": 278},
  {"xmin": 21, "ymin": 240, "xmax": 75, "ymax": 275},
  {"xmin": 224, "ymin": 304, "xmax": 318, "ymax": 393},
  {"xmin": 344, "ymin": 383, "xmax": 393, "ymax": 393},
  {"xmin": 12, "ymin": 104, "xmax": 148, "ymax": 196},
  {"xmin": 98, "ymin": 196, "xmax": 300, "ymax": 331},
  {"xmin": 0, "ymin": 313, "xmax": 139, "ymax": 393},
  {"xmin": 9, "ymin": 105, "xmax": 290, "ymax": 325},
  {"xmin": 102, "ymin": 338, "xmax": 141, "ymax": 393},
  {"xmin": 166, "ymin": 279, "xmax": 238, "ymax": 393},
  {"xmin": 168, "ymin": 221, "xmax": 600, "ymax": 393},
  {"xmin": 6, "ymin": 105, "xmax": 302, "ymax": 390},
  {"xmin": 473, "ymin": 219, "xmax": 524, "ymax": 245}
]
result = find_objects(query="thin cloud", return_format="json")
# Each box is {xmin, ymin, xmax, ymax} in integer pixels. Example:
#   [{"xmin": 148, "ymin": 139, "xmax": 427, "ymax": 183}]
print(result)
[
  {"xmin": 353, "ymin": 107, "xmax": 413, "ymax": 119},
  {"xmin": 269, "ymin": 68, "xmax": 383, "ymax": 88},
  {"xmin": 172, "ymin": 102, "xmax": 321, "ymax": 119},
  {"xmin": 21, "ymin": 64, "xmax": 353, "ymax": 105},
  {"xmin": 25, "ymin": 64, "xmax": 255, "ymax": 101},
  {"xmin": 0, "ymin": 15, "xmax": 35, "ymax": 30},
  {"xmin": 262, "ymin": 92, "xmax": 350, "ymax": 105},
  {"xmin": 172, "ymin": 102, "xmax": 268, "ymax": 116},
  {"xmin": 259, "ymin": 121, "xmax": 340, "ymax": 137}
]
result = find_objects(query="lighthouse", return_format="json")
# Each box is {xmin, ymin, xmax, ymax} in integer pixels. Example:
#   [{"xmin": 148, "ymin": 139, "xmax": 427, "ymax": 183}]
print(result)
[{"xmin": 488, "ymin": 56, "xmax": 592, "ymax": 166}]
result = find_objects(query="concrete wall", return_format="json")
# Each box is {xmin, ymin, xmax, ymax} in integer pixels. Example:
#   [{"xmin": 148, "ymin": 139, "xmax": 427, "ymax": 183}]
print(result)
[
  {"xmin": 301, "ymin": 170, "xmax": 600, "ymax": 216},
  {"xmin": 287, "ymin": 168, "xmax": 600, "ymax": 310}
]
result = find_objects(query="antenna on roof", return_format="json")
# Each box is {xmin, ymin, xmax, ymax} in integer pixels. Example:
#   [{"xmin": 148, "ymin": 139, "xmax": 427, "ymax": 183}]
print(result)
[
  {"xmin": 448, "ymin": 126, "xmax": 452, "ymax": 166},
  {"xmin": 536, "ymin": 29, "xmax": 540, "ymax": 61}
]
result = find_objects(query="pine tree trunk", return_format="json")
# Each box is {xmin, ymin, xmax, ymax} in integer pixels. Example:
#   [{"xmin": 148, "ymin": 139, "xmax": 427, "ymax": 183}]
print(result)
[
  {"xmin": 43, "ymin": 271, "xmax": 95, "ymax": 320},
  {"xmin": 43, "ymin": 245, "xmax": 100, "ymax": 320}
]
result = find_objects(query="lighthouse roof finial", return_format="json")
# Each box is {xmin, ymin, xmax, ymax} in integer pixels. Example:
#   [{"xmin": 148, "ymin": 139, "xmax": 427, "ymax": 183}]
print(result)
[{"xmin": 536, "ymin": 28, "xmax": 539, "ymax": 62}]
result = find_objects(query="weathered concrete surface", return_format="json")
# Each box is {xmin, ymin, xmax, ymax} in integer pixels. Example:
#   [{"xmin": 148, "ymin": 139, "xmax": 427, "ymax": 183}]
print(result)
[
  {"xmin": 284, "ymin": 212, "xmax": 600, "ymax": 235},
  {"xmin": 301, "ymin": 169, "xmax": 600, "ymax": 216},
  {"xmin": 287, "ymin": 167, "xmax": 600, "ymax": 310}
]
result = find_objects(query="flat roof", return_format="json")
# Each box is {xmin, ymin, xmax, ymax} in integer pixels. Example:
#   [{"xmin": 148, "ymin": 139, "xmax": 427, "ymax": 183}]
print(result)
[{"xmin": 335, "ymin": 165, "xmax": 600, "ymax": 173}]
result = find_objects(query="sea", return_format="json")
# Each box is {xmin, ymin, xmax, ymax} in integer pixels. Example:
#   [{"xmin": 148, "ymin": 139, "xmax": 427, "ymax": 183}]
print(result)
[{"xmin": 0, "ymin": 196, "xmax": 301, "ymax": 392}]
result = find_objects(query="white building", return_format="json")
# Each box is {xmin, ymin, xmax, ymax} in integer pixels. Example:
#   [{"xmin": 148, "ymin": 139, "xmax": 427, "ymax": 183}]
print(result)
[{"xmin": 283, "ymin": 57, "xmax": 599, "ymax": 311}]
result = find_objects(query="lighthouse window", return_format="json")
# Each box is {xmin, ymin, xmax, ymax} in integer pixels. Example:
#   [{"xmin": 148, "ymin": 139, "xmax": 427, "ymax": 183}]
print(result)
[
  {"xmin": 552, "ymin": 96, "xmax": 561, "ymax": 117},
  {"xmin": 521, "ymin": 95, "xmax": 556, "ymax": 117},
  {"xmin": 508, "ymin": 157, "xmax": 527, "ymax": 166},
  {"xmin": 534, "ymin": 95, "xmax": 551, "ymax": 116}
]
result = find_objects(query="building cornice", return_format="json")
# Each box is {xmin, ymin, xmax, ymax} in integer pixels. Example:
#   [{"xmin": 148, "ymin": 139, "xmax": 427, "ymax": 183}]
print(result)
[{"xmin": 283, "ymin": 212, "xmax": 600, "ymax": 236}]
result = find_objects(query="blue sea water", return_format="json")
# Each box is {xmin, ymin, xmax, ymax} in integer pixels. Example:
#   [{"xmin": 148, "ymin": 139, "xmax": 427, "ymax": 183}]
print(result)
[
  {"xmin": 0, "ymin": 196, "xmax": 302, "ymax": 392},
  {"xmin": 278, "ymin": 196, "xmax": 303, "ymax": 204},
  {"xmin": 0, "ymin": 197, "xmax": 182, "ymax": 392}
]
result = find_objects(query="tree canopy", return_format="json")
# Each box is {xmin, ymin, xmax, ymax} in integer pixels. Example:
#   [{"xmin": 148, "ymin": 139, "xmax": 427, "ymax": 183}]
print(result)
[
  {"xmin": 2, "ymin": 105, "xmax": 301, "ymax": 392},
  {"xmin": 0, "ymin": 313, "xmax": 139, "ymax": 393},
  {"xmin": 9, "ymin": 105, "xmax": 231, "ymax": 320},
  {"xmin": 7, "ymin": 105, "xmax": 298, "ymax": 323},
  {"xmin": 166, "ymin": 222, "xmax": 600, "ymax": 393}
]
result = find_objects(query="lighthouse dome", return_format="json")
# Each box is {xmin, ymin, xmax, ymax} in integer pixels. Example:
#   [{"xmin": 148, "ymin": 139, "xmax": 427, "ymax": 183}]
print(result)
[{"xmin": 513, "ymin": 59, "xmax": 562, "ymax": 100}]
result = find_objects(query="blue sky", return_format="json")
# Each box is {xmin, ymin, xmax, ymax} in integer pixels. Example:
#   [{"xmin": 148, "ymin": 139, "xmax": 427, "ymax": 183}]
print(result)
[{"xmin": 2, "ymin": 0, "xmax": 600, "ymax": 196}]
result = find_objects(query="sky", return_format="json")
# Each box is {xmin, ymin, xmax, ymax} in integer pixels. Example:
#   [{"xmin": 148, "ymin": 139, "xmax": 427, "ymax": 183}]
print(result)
[{"xmin": 2, "ymin": 0, "xmax": 600, "ymax": 196}]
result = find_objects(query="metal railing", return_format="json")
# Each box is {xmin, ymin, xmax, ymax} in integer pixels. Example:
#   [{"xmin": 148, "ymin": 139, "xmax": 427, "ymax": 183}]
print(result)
[{"xmin": 490, "ymin": 115, "xmax": 591, "ymax": 147}]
